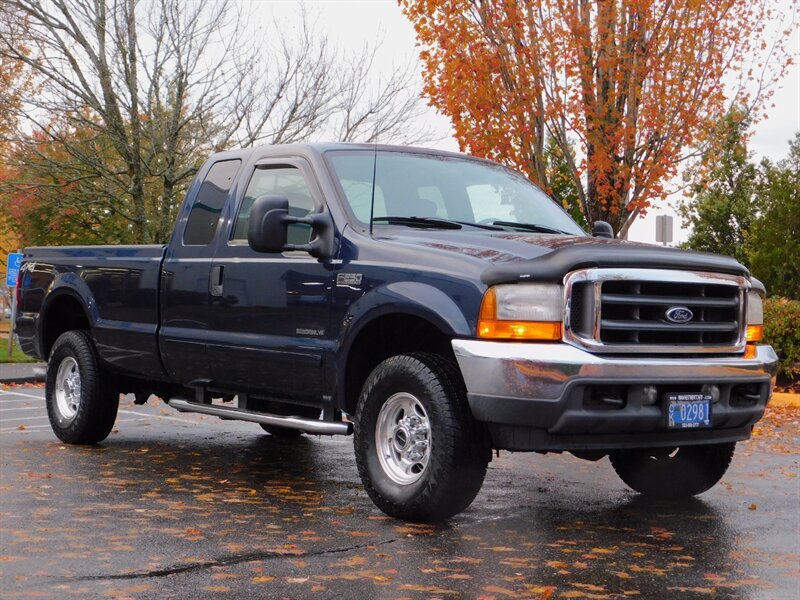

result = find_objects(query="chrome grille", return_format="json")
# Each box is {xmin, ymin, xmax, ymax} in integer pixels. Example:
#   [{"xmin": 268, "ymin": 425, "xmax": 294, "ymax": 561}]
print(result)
[{"xmin": 564, "ymin": 269, "xmax": 747, "ymax": 354}]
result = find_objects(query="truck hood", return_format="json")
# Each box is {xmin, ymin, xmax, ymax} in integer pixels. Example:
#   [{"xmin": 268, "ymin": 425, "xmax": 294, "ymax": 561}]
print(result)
[{"xmin": 374, "ymin": 230, "xmax": 749, "ymax": 284}]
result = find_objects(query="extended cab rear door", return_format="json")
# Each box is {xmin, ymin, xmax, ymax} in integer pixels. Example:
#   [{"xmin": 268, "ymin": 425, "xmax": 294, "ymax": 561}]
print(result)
[
  {"xmin": 160, "ymin": 158, "xmax": 243, "ymax": 384},
  {"xmin": 206, "ymin": 157, "xmax": 333, "ymax": 401}
]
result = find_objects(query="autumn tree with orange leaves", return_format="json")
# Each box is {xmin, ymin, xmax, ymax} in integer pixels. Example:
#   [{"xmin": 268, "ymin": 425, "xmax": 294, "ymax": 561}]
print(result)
[
  {"xmin": 0, "ymin": 7, "xmax": 30, "ymax": 273},
  {"xmin": 400, "ymin": 0, "xmax": 797, "ymax": 237}
]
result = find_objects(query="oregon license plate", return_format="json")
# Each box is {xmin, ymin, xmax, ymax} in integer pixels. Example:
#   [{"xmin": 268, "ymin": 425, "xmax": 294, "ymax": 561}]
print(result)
[{"xmin": 667, "ymin": 393, "xmax": 712, "ymax": 429}]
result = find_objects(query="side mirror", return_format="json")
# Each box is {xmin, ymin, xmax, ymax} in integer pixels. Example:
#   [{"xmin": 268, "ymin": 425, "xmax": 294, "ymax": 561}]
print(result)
[
  {"xmin": 591, "ymin": 220, "xmax": 614, "ymax": 239},
  {"xmin": 248, "ymin": 195, "xmax": 289, "ymax": 253},
  {"xmin": 247, "ymin": 194, "xmax": 336, "ymax": 259}
]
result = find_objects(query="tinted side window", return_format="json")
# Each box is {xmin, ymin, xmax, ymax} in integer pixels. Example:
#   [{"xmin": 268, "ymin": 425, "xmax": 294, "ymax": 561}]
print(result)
[
  {"xmin": 233, "ymin": 165, "xmax": 315, "ymax": 245},
  {"xmin": 184, "ymin": 159, "xmax": 241, "ymax": 245}
]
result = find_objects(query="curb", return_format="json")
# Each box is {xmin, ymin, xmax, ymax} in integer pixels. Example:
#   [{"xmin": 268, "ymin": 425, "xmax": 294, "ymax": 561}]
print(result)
[
  {"xmin": 770, "ymin": 392, "xmax": 800, "ymax": 409},
  {"xmin": 0, "ymin": 364, "xmax": 46, "ymax": 385}
]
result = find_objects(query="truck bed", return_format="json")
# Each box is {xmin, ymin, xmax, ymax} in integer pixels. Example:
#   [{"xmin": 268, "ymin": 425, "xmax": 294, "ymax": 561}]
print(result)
[{"xmin": 16, "ymin": 245, "xmax": 168, "ymax": 380}]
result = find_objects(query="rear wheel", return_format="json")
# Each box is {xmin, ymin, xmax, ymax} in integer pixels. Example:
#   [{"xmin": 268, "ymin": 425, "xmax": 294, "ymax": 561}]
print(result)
[
  {"xmin": 46, "ymin": 331, "xmax": 119, "ymax": 444},
  {"xmin": 609, "ymin": 443, "xmax": 736, "ymax": 499},
  {"xmin": 354, "ymin": 353, "xmax": 490, "ymax": 522}
]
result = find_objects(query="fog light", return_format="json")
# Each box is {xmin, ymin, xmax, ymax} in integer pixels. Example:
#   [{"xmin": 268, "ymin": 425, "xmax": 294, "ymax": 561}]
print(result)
[
  {"xmin": 702, "ymin": 384, "xmax": 721, "ymax": 404},
  {"xmin": 642, "ymin": 385, "xmax": 658, "ymax": 406}
]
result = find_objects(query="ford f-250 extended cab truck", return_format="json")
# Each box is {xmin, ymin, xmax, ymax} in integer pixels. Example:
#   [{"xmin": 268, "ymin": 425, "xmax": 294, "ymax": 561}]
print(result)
[{"xmin": 15, "ymin": 143, "xmax": 778, "ymax": 521}]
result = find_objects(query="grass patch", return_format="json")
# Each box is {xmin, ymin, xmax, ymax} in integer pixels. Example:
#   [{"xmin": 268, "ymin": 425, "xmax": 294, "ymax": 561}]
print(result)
[{"xmin": 0, "ymin": 343, "xmax": 38, "ymax": 364}]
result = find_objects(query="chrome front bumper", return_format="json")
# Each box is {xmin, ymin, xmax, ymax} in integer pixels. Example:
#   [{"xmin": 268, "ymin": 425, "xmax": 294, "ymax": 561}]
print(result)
[{"xmin": 451, "ymin": 340, "xmax": 778, "ymax": 450}]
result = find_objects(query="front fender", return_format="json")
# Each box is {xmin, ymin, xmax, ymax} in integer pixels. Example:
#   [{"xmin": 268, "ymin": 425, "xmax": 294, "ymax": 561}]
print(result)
[
  {"xmin": 333, "ymin": 281, "xmax": 476, "ymax": 406},
  {"xmin": 342, "ymin": 281, "xmax": 472, "ymax": 342}
]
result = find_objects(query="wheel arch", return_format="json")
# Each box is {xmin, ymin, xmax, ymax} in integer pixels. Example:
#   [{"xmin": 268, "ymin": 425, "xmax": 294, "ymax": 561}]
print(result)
[
  {"xmin": 39, "ymin": 288, "xmax": 94, "ymax": 360},
  {"xmin": 336, "ymin": 282, "xmax": 473, "ymax": 416}
]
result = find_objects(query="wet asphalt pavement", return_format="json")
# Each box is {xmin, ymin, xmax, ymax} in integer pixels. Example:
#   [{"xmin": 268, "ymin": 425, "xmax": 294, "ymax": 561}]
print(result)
[{"xmin": 1, "ymin": 386, "xmax": 798, "ymax": 599}]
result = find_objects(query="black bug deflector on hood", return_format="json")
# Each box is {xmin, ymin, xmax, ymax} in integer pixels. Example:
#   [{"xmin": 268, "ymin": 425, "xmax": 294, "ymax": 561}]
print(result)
[{"xmin": 480, "ymin": 243, "xmax": 749, "ymax": 285}]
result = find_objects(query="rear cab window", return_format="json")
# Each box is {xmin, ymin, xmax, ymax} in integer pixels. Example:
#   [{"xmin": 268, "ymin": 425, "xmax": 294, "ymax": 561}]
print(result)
[{"xmin": 184, "ymin": 159, "xmax": 241, "ymax": 246}]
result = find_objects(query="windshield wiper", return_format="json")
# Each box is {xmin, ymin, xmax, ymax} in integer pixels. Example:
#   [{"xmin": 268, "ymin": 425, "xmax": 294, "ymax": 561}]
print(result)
[
  {"xmin": 490, "ymin": 221, "xmax": 571, "ymax": 235},
  {"xmin": 371, "ymin": 216, "xmax": 463, "ymax": 229},
  {"xmin": 372, "ymin": 216, "xmax": 507, "ymax": 231}
]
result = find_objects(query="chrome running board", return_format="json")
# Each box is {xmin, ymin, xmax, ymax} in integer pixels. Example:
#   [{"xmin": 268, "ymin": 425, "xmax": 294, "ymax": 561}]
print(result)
[{"xmin": 167, "ymin": 399, "xmax": 352, "ymax": 435}]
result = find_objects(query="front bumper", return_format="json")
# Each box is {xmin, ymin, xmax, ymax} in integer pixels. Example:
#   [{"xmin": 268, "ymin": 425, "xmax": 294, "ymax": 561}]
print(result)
[{"xmin": 452, "ymin": 340, "xmax": 778, "ymax": 451}]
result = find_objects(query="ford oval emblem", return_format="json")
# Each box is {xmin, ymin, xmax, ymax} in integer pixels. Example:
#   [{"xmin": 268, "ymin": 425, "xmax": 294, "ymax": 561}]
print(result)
[{"xmin": 665, "ymin": 306, "xmax": 693, "ymax": 323}]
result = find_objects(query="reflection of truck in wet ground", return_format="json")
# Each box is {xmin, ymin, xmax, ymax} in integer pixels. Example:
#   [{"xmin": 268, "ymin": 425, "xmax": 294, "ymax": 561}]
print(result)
[{"xmin": 15, "ymin": 143, "xmax": 778, "ymax": 521}]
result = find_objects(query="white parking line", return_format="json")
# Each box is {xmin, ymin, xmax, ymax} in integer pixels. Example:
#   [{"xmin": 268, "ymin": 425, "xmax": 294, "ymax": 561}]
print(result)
[
  {"xmin": 119, "ymin": 409, "xmax": 193, "ymax": 423},
  {"xmin": 0, "ymin": 417, "xmax": 144, "ymax": 433},
  {"xmin": 0, "ymin": 423, "xmax": 54, "ymax": 432},
  {"xmin": 0, "ymin": 390, "xmax": 46, "ymax": 401},
  {"xmin": 0, "ymin": 398, "xmax": 43, "ymax": 404},
  {"xmin": 0, "ymin": 407, "xmax": 42, "ymax": 412},
  {"xmin": 0, "ymin": 391, "xmax": 195, "ymax": 424},
  {"xmin": 0, "ymin": 415, "xmax": 49, "ymax": 423}
]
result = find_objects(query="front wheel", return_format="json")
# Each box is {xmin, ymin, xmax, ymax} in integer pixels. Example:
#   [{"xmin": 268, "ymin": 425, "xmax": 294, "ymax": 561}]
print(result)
[
  {"xmin": 354, "ymin": 353, "xmax": 490, "ymax": 522},
  {"xmin": 46, "ymin": 331, "xmax": 119, "ymax": 444},
  {"xmin": 609, "ymin": 443, "xmax": 736, "ymax": 499}
]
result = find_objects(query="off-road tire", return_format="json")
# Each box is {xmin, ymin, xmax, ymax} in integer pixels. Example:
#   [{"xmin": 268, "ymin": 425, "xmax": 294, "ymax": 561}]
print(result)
[
  {"xmin": 45, "ymin": 331, "xmax": 119, "ymax": 444},
  {"xmin": 354, "ymin": 353, "xmax": 490, "ymax": 522},
  {"xmin": 609, "ymin": 443, "xmax": 736, "ymax": 499}
]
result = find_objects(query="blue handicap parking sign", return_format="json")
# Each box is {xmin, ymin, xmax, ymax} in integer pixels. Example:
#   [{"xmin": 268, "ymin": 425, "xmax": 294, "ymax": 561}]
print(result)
[{"xmin": 5, "ymin": 253, "xmax": 23, "ymax": 288}]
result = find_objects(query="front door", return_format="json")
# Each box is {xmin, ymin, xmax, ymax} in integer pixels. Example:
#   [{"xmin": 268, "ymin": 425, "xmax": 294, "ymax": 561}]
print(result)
[{"xmin": 206, "ymin": 158, "xmax": 334, "ymax": 402}]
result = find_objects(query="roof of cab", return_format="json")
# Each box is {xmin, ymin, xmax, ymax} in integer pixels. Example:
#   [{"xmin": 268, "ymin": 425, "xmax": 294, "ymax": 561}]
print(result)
[{"xmin": 204, "ymin": 142, "xmax": 491, "ymax": 165}]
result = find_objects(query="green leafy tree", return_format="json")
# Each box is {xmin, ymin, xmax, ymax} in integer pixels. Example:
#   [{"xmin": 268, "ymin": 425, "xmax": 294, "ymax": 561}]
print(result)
[
  {"xmin": 545, "ymin": 137, "xmax": 587, "ymax": 230},
  {"xmin": 681, "ymin": 108, "xmax": 757, "ymax": 265},
  {"xmin": 747, "ymin": 133, "xmax": 800, "ymax": 299}
]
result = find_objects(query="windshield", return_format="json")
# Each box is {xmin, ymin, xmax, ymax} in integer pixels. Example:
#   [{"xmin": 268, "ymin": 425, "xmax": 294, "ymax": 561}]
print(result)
[{"xmin": 326, "ymin": 150, "xmax": 585, "ymax": 236}]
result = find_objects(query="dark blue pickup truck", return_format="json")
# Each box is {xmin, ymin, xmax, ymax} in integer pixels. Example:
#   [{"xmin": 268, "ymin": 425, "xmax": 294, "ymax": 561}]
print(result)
[{"xmin": 15, "ymin": 143, "xmax": 778, "ymax": 521}]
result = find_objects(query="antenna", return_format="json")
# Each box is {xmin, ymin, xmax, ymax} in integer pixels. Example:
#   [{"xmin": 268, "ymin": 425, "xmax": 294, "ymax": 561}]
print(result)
[{"xmin": 368, "ymin": 144, "xmax": 378, "ymax": 235}]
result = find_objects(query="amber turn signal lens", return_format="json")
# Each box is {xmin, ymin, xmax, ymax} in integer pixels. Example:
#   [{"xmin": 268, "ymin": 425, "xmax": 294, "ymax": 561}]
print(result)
[
  {"xmin": 479, "ymin": 286, "xmax": 498, "ymax": 322},
  {"xmin": 478, "ymin": 320, "xmax": 562, "ymax": 340},
  {"xmin": 478, "ymin": 287, "xmax": 562, "ymax": 340},
  {"xmin": 746, "ymin": 324, "xmax": 763, "ymax": 342},
  {"xmin": 744, "ymin": 343, "xmax": 757, "ymax": 359}
]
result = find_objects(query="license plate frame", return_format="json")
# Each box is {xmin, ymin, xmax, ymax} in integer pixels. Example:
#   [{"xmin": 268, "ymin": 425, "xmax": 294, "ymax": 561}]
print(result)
[{"xmin": 666, "ymin": 392, "xmax": 712, "ymax": 429}]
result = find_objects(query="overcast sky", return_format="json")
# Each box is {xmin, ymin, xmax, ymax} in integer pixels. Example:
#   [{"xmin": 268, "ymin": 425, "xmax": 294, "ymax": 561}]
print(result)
[{"xmin": 252, "ymin": 0, "xmax": 800, "ymax": 244}]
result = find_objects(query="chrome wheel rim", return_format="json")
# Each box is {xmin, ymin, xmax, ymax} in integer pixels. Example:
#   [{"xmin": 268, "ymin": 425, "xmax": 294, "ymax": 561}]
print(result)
[
  {"xmin": 375, "ymin": 392, "xmax": 431, "ymax": 485},
  {"xmin": 55, "ymin": 357, "xmax": 81, "ymax": 423}
]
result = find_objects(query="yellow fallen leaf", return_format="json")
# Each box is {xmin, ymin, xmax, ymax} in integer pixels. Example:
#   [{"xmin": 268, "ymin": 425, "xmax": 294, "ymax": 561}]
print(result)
[
  {"xmin": 546, "ymin": 560, "xmax": 569, "ymax": 569},
  {"xmin": 573, "ymin": 583, "xmax": 606, "ymax": 592},
  {"xmin": 482, "ymin": 585, "xmax": 517, "ymax": 598}
]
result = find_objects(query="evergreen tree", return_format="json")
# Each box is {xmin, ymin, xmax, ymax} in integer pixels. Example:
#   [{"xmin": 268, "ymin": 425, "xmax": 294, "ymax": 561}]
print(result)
[
  {"xmin": 748, "ymin": 133, "xmax": 800, "ymax": 299},
  {"xmin": 545, "ymin": 137, "xmax": 587, "ymax": 230},
  {"xmin": 681, "ymin": 108, "xmax": 757, "ymax": 265}
]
